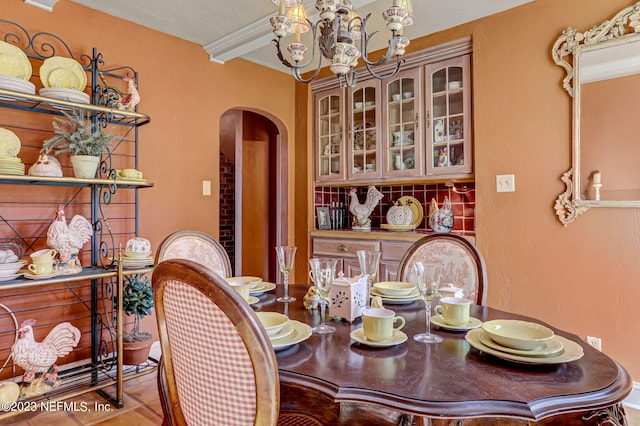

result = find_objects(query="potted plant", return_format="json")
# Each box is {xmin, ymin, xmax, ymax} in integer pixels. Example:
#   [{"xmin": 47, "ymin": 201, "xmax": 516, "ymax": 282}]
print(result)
[
  {"xmin": 122, "ymin": 274, "xmax": 154, "ymax": 365},
  {"xmin": 41, "ymin": 110, "xmax": 118, "ymax": 178}
]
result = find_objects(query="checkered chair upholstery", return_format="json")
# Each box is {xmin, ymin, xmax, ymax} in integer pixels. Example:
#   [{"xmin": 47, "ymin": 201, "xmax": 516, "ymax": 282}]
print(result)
[
  {"xmin": 153, "ymin": 259, "xmax": 279, "ymax": 426},
  {"xmin": 155, "ymin": 230, "xmax": 232, "ymax": 278},
  {"xmin": 397, "ymin": 234, "xmax": 488, "ymax": 305}
]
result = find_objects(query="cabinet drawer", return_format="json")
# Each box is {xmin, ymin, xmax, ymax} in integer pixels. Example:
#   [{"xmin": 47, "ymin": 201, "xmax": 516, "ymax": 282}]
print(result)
[
  {"xmin": 381, "ymin": 241, "xmax": 413, "ymax": 262},
  {"xmin": 312, "ymin": 238, "xmax": 380, "ymax": 258}
]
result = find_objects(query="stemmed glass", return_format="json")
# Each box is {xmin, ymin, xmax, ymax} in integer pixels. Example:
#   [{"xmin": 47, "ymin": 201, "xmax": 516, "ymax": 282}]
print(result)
[
  {"xmin": 413, "ymin": 261, "xmax": 443, "ymax": 344},
  {"xmin": 275, "ymin": 246, "xmax": 297, "ymax": 303},
  {"xmin": 309, "ymin": 257, "xmax": 337, "ymax": 334},
  {"xmin": 357, "ymin": 250, "xmax": 381, "ymax": 308}
]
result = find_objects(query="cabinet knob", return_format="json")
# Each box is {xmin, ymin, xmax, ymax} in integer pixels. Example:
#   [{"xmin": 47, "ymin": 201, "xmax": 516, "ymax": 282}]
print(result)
[
  {"xmin": 338, "ymin": 244, "xmax": 348, "ymax": 252},
  {"xmin": 426, "ymin": 110, "xmax": 431, "ymax": 128}
]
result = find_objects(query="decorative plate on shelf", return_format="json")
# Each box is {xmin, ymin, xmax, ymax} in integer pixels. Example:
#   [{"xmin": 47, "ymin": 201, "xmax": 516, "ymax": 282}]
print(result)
[
  {"xmin": 40, "ymin": 56, "xmax": 87, "ymax": 91},
  {"xmin": 0, "ymin": 41, "xmax": 32, "ymax": 79},
  {"xmin": 397, "ymin": 196, "xmax": 423, "ymax": 227},
  {"xmin": 0, "ymin": 128, "xmax": 21, "ymax": 157}
]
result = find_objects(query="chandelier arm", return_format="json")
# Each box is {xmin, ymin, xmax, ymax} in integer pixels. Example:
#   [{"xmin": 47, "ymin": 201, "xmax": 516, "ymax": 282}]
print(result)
[
  {"xmin": 363, "ymin": 55, "xmax": 405, "ymax": 80},
  {"xmin": 272, "ymin": 20, "xmax": 321, "ymax": 71},
  {"xmin": 291, "ymin": 54, "xmax": 326, "ymax": 84}
]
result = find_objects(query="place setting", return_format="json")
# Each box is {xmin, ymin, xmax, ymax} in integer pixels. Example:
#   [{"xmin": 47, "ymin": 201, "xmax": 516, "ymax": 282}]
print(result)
[
  {"xmin": 350, "ymin": 307, "xmax": 408, "ymax": 348},
  {"xmin": 369, "ymin": 281, "xmax": 421, "ymax": 305},
  {"xmin": 465, "ymin": 319, "xmax": 584, "ymax": 365},
  {"xmin": 225, "ymin": 276, "xmax": 264, "ymax": 305},
  {"xmin": 430, "ymin": 296, "xmax": 482, "ymax": 331},
  {"xmin": 256, "ymin": 311, "xmax": 312, "ymax": 352}
]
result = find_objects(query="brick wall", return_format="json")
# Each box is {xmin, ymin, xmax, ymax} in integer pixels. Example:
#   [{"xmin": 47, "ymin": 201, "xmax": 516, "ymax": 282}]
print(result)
[{"xmin": 219, "ymin": 153, "xmax": 235, "ymax": 272}]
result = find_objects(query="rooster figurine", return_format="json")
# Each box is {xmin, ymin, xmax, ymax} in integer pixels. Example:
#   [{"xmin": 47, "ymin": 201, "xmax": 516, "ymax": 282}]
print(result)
[
  {"xmin": 348, "ymin": 186, "xmax": 383, "ymax": 230},
  {"xmin": 11, "ymin": 319, "xmax": 81, "ymax": 397},
  {"xmin": 115, "ymin": 77, "xmax": 140, "ymax": 112},
  {"xmin": 47, "ymin": 205, "xmax": 92, "ymax": 274}
]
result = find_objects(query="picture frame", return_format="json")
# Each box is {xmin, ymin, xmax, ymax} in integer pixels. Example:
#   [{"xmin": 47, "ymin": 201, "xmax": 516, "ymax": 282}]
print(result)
[{"xmin": 316, "ymin": 206, "xmax": 331, "ymax": 230}]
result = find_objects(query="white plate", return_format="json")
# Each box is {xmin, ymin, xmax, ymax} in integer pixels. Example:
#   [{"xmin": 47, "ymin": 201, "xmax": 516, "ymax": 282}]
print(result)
[
  {"xmin": 465, "ymin": 328, "xmax": 584, "ymax": 365},
  {"xmin": 0, "ymin": 75, "xmax": 36, "ymax": 94},
  {"xmin": 272, "ymin": 320, "xmax": 312, "ymax": 351},
  {"xmin": 269, "ymin": 324, "xmax": 295, "ymax": 342},
  {"xmin": 247, "ymin": 296, "xmax": 260, "ymax": 305},
  {"xmin": 0, "ymin": 42, "xmax": 32, "ymax": 79},
  {"xmin": 431, "ymin": 315, "xmax": 482, "ymax": 331},
  {"xmin": 370, "ymin": 287, "xmax": 420, "ymax": 300},
  {"xmin": 350, "ymin": 328, "xmax": 408, "ymax": 348},
  {"xmin": 250, "ymin": 282, "xmax": 276, "ymax": 296},
  {"xmin": 39, "ymin": 87, "xmax": 90, "ymax": 104},
  {"xmin": 478, "ymin": 330, "xmax": 564, "ymax": 357},
  {"xmin": 0, "ymin": 128, "xmax": 21, "ymax": 157},
  {"xmin": 23, "ymin": 270, "xmax": 61, "ymax": 280},
  {"xmin": 0, "ymin": 273, "xmax": 23, "ymax": 282}
]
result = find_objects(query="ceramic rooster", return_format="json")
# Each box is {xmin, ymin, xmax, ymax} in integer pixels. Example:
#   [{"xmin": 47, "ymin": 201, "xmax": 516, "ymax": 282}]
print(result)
[
  {"xmin": 47, "ymin": 205, "xmax": 92, "ymax": 274},
  {"xmin": 11, "ymin": 319, "xmax": 81, "ymax": 396},
  {"xmin": 348, "ymin": 186, "xmax": 383, "ymax": 230},
  {"xmin": 114, "ymin": 77, "xmax": 140, "ymax": 112},
  {"xmin": 28, "ymin": 154, "xmax": 62, "ymax": 177}
]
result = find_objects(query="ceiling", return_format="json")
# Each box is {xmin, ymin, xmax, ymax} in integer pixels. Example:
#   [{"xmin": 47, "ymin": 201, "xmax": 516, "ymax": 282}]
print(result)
[{"xmin": 64, "ymin": 0, "xmax": 533, "ymax": 74}]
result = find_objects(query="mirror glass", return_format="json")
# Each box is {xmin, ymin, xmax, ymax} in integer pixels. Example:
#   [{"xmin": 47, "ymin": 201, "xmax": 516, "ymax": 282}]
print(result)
[{"xmin": 553, "ymin": 2, "xmax": 640, "ymax": 225}]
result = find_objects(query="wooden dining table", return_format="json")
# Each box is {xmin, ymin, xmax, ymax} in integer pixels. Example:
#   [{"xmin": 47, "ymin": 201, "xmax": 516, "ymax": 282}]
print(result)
[{"xmin": 255, "ymin": 284, "xmax": 631, "ymax": 426}]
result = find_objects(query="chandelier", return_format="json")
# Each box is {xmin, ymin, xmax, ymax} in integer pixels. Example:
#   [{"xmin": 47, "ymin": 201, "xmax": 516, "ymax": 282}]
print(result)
[{"xmin": 269, "ymin": 0, "xmax": 414, "ymax": 87}]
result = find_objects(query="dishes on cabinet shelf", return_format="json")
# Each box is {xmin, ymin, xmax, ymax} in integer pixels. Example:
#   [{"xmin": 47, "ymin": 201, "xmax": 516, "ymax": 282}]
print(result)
[
  {"xmin": 23, "ymin": 270, "xmax": 62, "ymax": 280},
  {"xmin": 0, "ymin": 260, "xmax": 27, "ymax": 276},
  {"xmin": 40, "ymin": 56, "xmax": 87, "ymax": 91},
  {"xmin": 0, "ymin": 41, "xmax": 32, "ymax": 79},
  {"xmin": 0, "ymin": 128, "xmax": 21, "ymax": 157},
  {"xmin": 397, "ymin": 196, "xmax": 423, "ymax": 227},
  {"xmin": 392, "ymin": 130, "xmax": 414, "ymax": 145},
  {"xmin": 448, "ymin": 81, "xmax": 462, "ymax": 90},
  {"xmin": 39, "ymin": 87, "xmax": 90, "ymax": 104}
]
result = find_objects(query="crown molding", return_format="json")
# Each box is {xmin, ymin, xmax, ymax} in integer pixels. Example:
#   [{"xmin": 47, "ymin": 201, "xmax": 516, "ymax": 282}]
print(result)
[{"xmin": 23, "ymin": 0, "xmax": 58, "ymax": 12}]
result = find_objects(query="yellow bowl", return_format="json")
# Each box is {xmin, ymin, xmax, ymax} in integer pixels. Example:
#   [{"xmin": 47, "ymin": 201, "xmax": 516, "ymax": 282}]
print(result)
[
  {"xmin": 256, "ymin": 312, "xmax": 289, "ymax": 337},
  {"xmin": 482, "ymin": 319, "xmax": 554, "ymax": 350},
  {"xmin": 373, "ymin": 281, "xmax": 415, "ymax": 297},
  {"xmin": 226, "ymin": 276, "xmax": 263, "ymax": 289}
]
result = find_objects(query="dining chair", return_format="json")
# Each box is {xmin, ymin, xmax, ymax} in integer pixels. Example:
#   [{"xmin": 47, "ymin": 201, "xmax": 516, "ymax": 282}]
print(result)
[
  {"xmin": 155, "ymin": 229, "xmax": 232, "ymax": 278},
  {"xmin": 397, "ymin": 233, "xmax": 488, "ymax": 305},
  {"xmin": 152, "ymin": 258, "xmax": 279, "ymax": 425}
]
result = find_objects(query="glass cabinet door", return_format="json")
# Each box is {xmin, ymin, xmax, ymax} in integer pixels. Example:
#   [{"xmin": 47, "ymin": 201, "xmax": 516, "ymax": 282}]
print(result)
[
  {"xmin": 315, "ymin": 87, "xmax": 345, "ymax": 182},
  {"xmin": 348, "ymin": 80, "xmax": 381, "ymax": 179},
  {"xmin": 383, "ymin": 68, "xmax": 423, "ymax": 177},
  {"xmin": 425, "ymin": 55, "xmax": 472, "ymax": 176}
]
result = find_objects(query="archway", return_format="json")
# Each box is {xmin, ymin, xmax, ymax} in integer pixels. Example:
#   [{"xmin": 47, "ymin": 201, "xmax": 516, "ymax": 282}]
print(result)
[{"xmin": 219, "ymin": 109, "xmax": 289, "ymax": 283}]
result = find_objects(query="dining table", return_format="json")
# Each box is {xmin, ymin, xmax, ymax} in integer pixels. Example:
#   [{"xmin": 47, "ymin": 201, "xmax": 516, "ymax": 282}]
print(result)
[{"xmin": 254, "ymin": 284, "xmax": 631, "ymax": 426}]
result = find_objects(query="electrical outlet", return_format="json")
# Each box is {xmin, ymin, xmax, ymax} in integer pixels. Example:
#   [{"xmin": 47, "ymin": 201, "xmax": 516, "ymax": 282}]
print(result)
[
  {"xmin": 586, "ymin": 336, "xmax": 602, "ymax": 351},
  {"xmin": 496, "ymin": 174, "xmax": 515, "ymax": 192}
]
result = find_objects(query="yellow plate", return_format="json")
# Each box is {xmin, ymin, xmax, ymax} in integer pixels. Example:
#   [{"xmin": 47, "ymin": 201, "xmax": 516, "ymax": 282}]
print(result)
[
  {"xmin": 0, "ymin": 42, "xmax": 32, "ymax": 79},
  {"xmin": 40, "ymin": 56, "xmax": 87, "ymax": 90},
  {"xmin": 0, "ymin": 128, "xmax": 21, "ymax": 157},
  {"xmin": 397, "ymin": 196, "xmax": 423, "ymax": 227},
  {"xmin": 381, "ymin": 224, "xmax": 417, "ymax": 232}
]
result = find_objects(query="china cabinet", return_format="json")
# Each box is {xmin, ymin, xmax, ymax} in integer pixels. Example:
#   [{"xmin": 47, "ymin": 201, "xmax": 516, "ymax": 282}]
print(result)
[
  {"xmin": 314, "ymin": 87, "xmax": 345, "ymax": 182},
  {"xmin": 0, "ymin": 19, "xmax": 154, "ymax": 416},
  {"xmin": 312, "ymin": 39, "xmax": 473, "ymax": 185},
  {"xmin": 425, "ymin": 55, "xmax": 472, "ymax": 176}
]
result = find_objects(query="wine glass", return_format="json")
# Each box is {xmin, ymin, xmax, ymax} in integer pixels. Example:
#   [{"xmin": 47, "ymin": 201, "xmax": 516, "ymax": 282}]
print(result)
[
  {"xmin": 275, "ymin": 246, "xmax": 297, "ymax": 303},
  {"xmin": 357, "ymin": 250, "xmax": 381, "ymax": 308},
  {"xmin": 309, "ymin": 257, "xmax": 337, "ymax": 334},
  {"xmin": 413, "ymin": 261, "xmax": 443, "ymax": 344}
]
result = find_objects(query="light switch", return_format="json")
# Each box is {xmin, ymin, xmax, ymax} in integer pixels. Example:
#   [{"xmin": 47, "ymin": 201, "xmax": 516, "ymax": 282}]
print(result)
[{"xmin": 202, "ymin": 180, "xmax": 211, "ymax": 196}]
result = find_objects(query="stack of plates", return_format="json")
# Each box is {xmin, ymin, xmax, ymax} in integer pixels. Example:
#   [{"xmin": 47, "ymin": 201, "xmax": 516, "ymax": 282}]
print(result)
[
  {"xmin": 370, "ymin": 286, "xmax": 421, "ymax": 305},
  {"xmin": 0, "ymin": 41, "xmax": 32, "ymax": 80},
  {"xmin": 465, "ymin": 328, "xmax": 584, "ymax": 364},
  {"xmin": 0, "ymin": 75, "xmax": 36, "ymax": 96},
  {"xmin": 270, "ymin": 320, "xmax": 313, "ymax": 352},
  {"xmin": 0, "ymin": 156, "xmax": 25, "ymax": 175},
  {"xmin": 108, "ymin": 251, "xmax": 153, "ymax": 269},
  {"xmin": 249, "ymin": 281, "xmax": 276, "ymax": 296},
  {"xmin": 0, "ymin": 260, "xmax": 26, "ymax": 282},
  {"xmin": 39, "ymin": 87, "xmax": 90, "ymax": 104},
  {"xmin": 0, "ymin": 128, "xmax": 24, "ymax": 175},
  {"xmin": 40, "ymin": 56, "xmax": 87, "ymax": 91}
]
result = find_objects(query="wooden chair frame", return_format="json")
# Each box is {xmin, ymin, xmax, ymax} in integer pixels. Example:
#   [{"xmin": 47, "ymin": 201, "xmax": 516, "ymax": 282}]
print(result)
[
  {"xmin": 397, "ymin": 234, "xmax": 488, "ymax": 305},
  {"xmin": 155, "ymin": 229, "xmax": 232, "ymax": 278},
  {"xmin": 152, "ymin": 259, "xmax": 279, "ymax": 426}
]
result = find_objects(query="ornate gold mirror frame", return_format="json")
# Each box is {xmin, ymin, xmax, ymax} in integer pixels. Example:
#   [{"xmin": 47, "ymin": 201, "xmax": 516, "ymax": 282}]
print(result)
[{"xmin": 553, "ymin": 2, "xmax": 640, "ymax": 225}]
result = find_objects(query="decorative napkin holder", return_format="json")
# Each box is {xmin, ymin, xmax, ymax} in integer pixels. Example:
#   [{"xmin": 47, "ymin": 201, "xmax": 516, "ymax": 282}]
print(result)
[{"xmin": 329, "ymin": 272, "xmax": 367, "ymax": 322}]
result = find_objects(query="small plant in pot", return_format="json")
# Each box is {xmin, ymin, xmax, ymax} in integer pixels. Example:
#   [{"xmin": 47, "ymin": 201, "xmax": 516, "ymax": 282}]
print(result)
[
  {"xmin": 122, "ymin": 274, "xmax": 154, "ymax": 365},
  {"xmin": 41, "ymin": 110, "xmax": 118, "ymax": 178}
]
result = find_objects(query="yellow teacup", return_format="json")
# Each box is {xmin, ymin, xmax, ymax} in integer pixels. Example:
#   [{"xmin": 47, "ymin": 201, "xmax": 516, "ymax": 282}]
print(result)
[
  {"xmin": 434, "ymin": 297, "xmax": 471, "ymax": 326},
  {"xmin": 117, "ymin": 169, "xmax": 143, "ymax": 179},
  {"xmin": 28, "ymin": 262, "xmax": 54, "ymax": 275},
  {"xmin": 362, "ymin": 308, "xmax": 405, "ymax": 342},
  {"xmin": 30, "ymin": 248, "xmax": 56, "ymax": 263}
]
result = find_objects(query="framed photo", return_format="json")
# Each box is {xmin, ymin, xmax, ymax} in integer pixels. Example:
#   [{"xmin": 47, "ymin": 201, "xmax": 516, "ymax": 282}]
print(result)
[{"xmin": 316, "ymin": 206, "xmax": 331, "ymax": 230}]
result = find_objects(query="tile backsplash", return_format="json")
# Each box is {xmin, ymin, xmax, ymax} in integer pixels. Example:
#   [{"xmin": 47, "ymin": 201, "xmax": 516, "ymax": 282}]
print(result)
[{"xmin": 314, "ymin": 183, "xmax": 475, "ymax": 236}]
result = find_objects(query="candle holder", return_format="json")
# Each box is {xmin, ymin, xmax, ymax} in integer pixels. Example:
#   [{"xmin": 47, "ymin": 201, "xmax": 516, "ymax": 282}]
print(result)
[{"xmin": 592, "ymin": 183, "xmax": 602, "ymax": 201}]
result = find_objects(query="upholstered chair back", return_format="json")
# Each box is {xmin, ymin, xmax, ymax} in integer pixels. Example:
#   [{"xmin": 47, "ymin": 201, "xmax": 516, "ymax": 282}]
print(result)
[
  {"xmin": 397, "ymin": 234, "xmax": 488, "ymax": 305},
  {"xmin": 155, "ymin": 230, "xmax": 232, "ymax": 278},
  {"xmin": 152, "ymin": 259, "xmax": 279, "ymax": 426}
]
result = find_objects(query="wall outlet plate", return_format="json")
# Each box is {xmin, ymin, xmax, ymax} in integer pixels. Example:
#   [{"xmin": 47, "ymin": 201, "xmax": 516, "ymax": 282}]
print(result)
[{"xmin": 496, "ymin": 174, "xmax": 515, "ymax": 192}]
